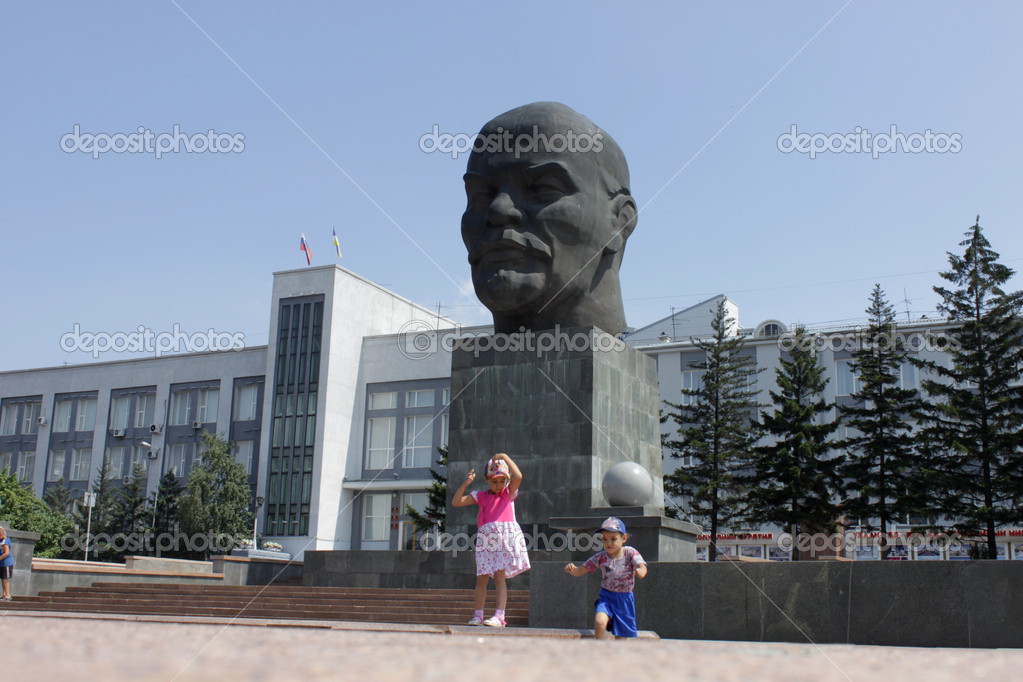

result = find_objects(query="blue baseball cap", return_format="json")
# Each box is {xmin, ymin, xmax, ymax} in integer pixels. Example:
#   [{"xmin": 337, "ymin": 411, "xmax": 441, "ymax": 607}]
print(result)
[{"xmin": 599, "ymin": 517, "xmax": 626, "ymax": 534}]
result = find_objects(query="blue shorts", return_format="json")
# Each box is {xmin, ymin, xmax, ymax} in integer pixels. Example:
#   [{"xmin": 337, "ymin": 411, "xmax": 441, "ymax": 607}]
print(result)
[{"xmin": 594, "ymin": 588, "xmax": 637, "ymax": 638}]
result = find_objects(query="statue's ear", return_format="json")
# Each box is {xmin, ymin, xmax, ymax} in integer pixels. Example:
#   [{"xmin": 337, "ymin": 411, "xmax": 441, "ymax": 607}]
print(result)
[{"xmin": 604, "ymin": 194, "xmax": 638, "ymax": 255}]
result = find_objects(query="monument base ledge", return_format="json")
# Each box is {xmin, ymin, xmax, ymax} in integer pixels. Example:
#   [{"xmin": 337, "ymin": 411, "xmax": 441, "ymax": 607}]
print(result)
[{"xmin": 550, "ymin": 511, "xmax": 701, "ymax": 562}]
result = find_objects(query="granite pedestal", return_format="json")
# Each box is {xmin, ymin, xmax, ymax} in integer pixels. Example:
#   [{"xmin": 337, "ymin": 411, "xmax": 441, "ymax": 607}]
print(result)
[{"xmin": 446, "ymin": 328, "xmax": 665, "ymax": 540}]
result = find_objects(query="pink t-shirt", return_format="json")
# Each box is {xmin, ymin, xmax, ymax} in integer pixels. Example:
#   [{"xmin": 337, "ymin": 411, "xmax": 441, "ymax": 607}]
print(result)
[{"xmin": 470, "ymin": 488, "xmax": 519, "ymax": 526}]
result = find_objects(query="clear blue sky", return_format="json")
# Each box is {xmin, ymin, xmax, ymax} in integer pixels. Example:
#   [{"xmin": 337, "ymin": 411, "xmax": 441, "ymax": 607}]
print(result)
[{"xmin": 2, "ymin": 1, "xmax": 1021, "ymax": 371}]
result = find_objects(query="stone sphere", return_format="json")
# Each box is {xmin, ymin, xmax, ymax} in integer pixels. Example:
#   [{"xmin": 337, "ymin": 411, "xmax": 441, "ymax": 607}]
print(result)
[{"xmin": 602, "ymin": 461, "xmax": 654, "ymax": 507}]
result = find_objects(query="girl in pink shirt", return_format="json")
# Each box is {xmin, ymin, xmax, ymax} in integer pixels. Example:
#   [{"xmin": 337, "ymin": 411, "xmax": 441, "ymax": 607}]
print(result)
[{"xmin": 452, "ymin": 453, "xmax": 530, "ymax": 626}]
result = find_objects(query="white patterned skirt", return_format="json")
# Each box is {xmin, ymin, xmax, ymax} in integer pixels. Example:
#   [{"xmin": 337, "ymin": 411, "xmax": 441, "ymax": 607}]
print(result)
[{"xmin": 475, "ymin": 521, "xmax": 531, "ymax": 578}]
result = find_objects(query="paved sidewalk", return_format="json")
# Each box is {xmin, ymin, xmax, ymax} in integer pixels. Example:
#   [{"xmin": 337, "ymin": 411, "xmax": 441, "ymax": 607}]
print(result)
[{"xmin": 2, "ymin": 611, "xmax": 1021, "ymax": 681}]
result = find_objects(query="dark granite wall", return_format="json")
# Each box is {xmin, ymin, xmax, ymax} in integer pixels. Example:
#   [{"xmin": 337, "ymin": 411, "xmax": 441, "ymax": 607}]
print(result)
[{"xmin": 529, "ymin": 560, "xmax": 1023, "ymax": 647}]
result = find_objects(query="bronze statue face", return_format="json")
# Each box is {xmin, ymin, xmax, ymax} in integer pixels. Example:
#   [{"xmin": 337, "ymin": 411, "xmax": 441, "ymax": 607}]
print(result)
[{"xmin": 460, "ymin": 103, "xmax": 636, "ymax": 335}]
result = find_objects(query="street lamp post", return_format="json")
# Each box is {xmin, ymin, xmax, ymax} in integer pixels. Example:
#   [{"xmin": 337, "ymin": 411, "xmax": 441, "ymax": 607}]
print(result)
[
  {"xmin": 140, "ymin": 441, "xmax": 160, "ymax": 528},
  {"xmin": 82, "ymin": 491, "xmax": 96, "ymax": 562},
  {"xmin": 253, "ymin": 496, "xmax": 265, "ymax": 550}
]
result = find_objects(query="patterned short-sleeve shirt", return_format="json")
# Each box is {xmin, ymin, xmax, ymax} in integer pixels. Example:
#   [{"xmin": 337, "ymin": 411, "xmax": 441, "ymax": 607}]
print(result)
[{"xmin": 583, "ymin": 546, "xmax": 645, "ymax": 593}]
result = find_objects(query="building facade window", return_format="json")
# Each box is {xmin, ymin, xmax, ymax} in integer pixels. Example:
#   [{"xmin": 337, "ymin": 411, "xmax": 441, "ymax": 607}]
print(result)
[
  {"xmin": 836, "ymin": 360, "xmax": 859, "ymax": 396},
  {"xmin": 71, "ymin": 448, "xmax": 92, "ymax": 481},
  {"xmin": 167, "ymin": 443, "xmax": 188, "ymax": 477},
  {"xmin": 135, "ymin": 394, "xmax": 155, "ymax": 429},
  {"xmin": 170, "ymin": 391, "xmax": 191, "ymax": 425},
  {"xmin": 17, "ymin": 452, "xmax": 34, "ymax": 482},
  {"xmin": 366, "ymin": 417, "xmax": 396, "ymax": 470},
  {"xmin": 229, "ymin": 377, "xmax": 264, "ymax": 484},
  {"xmin": 110, "ymin": 396, "xmax": 131, "ymax": 431},
  {"xmin": 681, "ymin": 369, "xmax": 705, "ymax": 405},
  {"xmin": 900, "ymin": 361, "xmax": 918, "ymax": 391},
  {"xmin": 362, "ymin": 493, "xmax": 390, "ymax": 542},
  {"xmin": 234, "ymin": 440, "xmax": 255, "ymax": 475},
  {"xmin": 266, "ymin": 295, "xmax": 322, "ymax": 537},
  {"xmin": 363, "ymin": 381, "xmax": 449, "ymax": 482},
  {"xmin": 403, "ymin": 415, "xmax": 433, "ymax": 468},
  {"xmin": 129, "ymin": 445, "xmax": 148, "ymax": 474},
  {"xmin": 197, "ymin": 388, "xmax": 219, "ymax": 423},
  {"xmin": 106, "ymin": 447, "xmax": 126, "ymax": 478},
  {"xmin": 233, "ymin": 384, "xmax": 259, "ymax": 421},
  {"xmin": 0, "ymin": 405, "xmax": 16, "ymax": 436},
  {"xmin": 48, "ymin": 450, "xmax": 65, "ymax": 482},
  {"xmin": 76, "ymin": 398, "xmax": 97, "ymax": 431},
  {"xmin": 406, "ymin": 389, "xmax": 434, "ymax": 408},
  {"xmin": 0, "ymin": 398, "xmax": 42, "ymax": 436},
  {"xmin": 54, "ymin": 400, "xmax": 73, "ymax": 432},
  {"xmin": 22, "ymin": 403, "xmax": 40, "ymax": 435},
  {"xmin": 369, "ymin": 392, "xmax": 397, "ymax": 410}
]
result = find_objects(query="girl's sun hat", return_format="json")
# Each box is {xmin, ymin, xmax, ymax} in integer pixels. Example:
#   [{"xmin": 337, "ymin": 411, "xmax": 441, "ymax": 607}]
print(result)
[{"xmin": 485, "ymin": 458, "xmax": 510, "ymax": 480}]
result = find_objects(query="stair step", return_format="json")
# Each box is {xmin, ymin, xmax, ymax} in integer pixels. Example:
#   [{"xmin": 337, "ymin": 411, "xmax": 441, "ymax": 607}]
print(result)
[
  {"xmin": 25, "ymin": 597, "xmax": 527, "ymax": 616},
  {"xmin": 11, "ymin": 583, "xmax": 531, "ymax": 627},
  {"xmin": 0, "ymin": 601, "xmax": 528, "ymax": 625},
  {"xmin": 42, "ymin": 588, "xmax": 523, "ymax": 601}
]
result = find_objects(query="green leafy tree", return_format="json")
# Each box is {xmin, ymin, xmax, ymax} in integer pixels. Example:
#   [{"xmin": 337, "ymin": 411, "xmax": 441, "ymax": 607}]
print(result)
[
  {"xmin": 0, "ymin": 471, "xmax": 73, "ymax": 558},
  {"xmin": 43, "ymin": 478, "xmax": 75, "ymax": 516},
  {"xmin": 914, "ymin": 219, "xmax": 1023, "ymax": 558},
  {"xmin": 838, "ymin": 285, "xmax": 922, "ymax": 558},
  {"xmin": 179, "ymin": 432, "xmax": 253, "ymax": 559},
  {"xmin": 405, "ymin": 446, "xmax": 447, "ymax": 534},
  {"xmin": 662, "ymin": 300, "xmax": 762, "ymax": 561},
  {"xmin": 743, "ymin": 326, "xmax": 842, "ymax": 559}
]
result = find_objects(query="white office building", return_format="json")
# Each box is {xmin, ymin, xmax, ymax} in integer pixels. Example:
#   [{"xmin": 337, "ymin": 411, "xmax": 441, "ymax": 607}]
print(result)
[{"xmin": 2, "ymin": 267, "xmax": 1020, "ymax": 561}]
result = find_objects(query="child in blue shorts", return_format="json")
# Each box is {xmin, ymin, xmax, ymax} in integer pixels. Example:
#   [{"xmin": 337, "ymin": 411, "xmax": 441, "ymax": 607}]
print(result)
[{"xmin": 564, "ymin": 516, "xmax": 648, "ymax": 639}]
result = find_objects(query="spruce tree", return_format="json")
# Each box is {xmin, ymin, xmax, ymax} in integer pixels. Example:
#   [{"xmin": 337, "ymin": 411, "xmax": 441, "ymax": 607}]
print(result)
[
  {"xmin": 914, "ymin": 219, "xmax": 1023, "ymax": 558},
  {"xmin": 743, "ymin": 326, "xmax": 841, "ymax": 559},
  {"xmin": 662, "ymin": 300, "xmax": 761, "ymax": 561},
  {"xmin": 43, "ymin": 478, "xmax": 75, "ymax": 516},
  {"xmin": 151, "ymin": 469, "xmax": 185, "ymax": 555},
  {"xmin": 406, "ymin": 446, "xmax": 447, "ymax": 534},
  {"xmin": 71, "ymin": 455, "xmax": 119, "ymax": 560},
  {"xmin": 839, "ymin": 285, "xmax": 922, "ymax": 558},
  {"xmin": 107, "ymin": 463, "xmax": 150, "ymax": 560}
]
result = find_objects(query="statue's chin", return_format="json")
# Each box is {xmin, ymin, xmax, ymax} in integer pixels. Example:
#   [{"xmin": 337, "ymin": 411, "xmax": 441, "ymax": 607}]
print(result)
[{"xmin": 475, "ymin": 270, "xmax": 546, "ymax": 313}]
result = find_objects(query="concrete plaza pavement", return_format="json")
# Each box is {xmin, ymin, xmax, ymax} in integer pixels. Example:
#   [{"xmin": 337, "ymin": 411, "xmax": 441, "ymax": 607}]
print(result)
[{"xmin": 2, "ymin": 611, "xmax": 1021, "ymax": 681}]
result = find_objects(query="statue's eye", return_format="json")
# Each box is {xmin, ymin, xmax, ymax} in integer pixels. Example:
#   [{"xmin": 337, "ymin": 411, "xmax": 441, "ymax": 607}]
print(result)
[
  {"xmin": 530, "ymin": 181, "xmax": 567, "ymax": 203},
  {"xmin": 465, "ymin": 181, "xmax": 496, "ymax": 206}
]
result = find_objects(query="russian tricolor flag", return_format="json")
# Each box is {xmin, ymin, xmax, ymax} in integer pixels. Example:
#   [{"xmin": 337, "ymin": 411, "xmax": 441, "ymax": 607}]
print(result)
[{"xmin": 300, "ymin": 233, "xmax": 312, "ymax": 265}]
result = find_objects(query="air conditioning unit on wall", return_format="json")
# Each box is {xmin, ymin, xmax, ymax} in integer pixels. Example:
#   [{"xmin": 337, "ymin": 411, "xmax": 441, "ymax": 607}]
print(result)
[
  {"xmin": 149, "ymin": 424, "xmax": 162, "ymax": 434},
  {"xmin": 112, "ymin": 428, "xmax": 126, "ymax": 438},
  {"xmin": 192, "ymin": 421, "xmax": 204, "ymax": 429}
]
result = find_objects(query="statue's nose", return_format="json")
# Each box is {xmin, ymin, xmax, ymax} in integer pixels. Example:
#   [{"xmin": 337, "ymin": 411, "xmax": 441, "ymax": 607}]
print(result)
[{"xmin": 485, "ymin": 192, "xmax": 521, "ymax": 229}]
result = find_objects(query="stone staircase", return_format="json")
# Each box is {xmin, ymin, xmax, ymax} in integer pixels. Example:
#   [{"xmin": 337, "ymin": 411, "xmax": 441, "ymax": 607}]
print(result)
[{"xmin": 2, "ymin": 582, "xmax": 529, "ymax": 626}]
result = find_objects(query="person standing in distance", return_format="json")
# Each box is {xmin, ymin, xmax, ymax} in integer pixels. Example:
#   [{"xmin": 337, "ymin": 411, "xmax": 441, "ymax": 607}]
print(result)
[{"xmin": 0, "ymin": 526, "xmax": 14, "ymax": 601}]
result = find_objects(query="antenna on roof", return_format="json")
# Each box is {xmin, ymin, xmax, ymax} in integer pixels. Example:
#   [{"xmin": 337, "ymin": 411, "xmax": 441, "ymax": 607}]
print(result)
[{"xmin": 900, "ymin": 288, "xmax": 917, "ymax": 323}]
